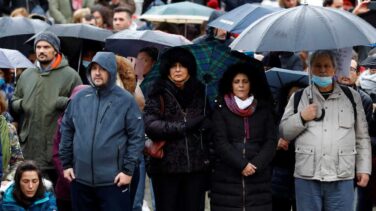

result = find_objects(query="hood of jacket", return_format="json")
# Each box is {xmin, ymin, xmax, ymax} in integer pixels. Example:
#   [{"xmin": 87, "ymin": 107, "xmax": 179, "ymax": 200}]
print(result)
[{"xmin": 87, "ymin": 52, "xmax": 117, "ymax": 93}]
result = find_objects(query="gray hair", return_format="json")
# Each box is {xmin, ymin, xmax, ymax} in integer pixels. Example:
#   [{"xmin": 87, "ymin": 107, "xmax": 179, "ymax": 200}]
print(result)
[{"xmin": 309, "ymin": 50, "xmax": 337, "ymax": 69}]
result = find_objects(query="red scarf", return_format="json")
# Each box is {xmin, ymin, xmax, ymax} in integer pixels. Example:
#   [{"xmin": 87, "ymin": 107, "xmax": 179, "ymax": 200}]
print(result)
[{"xmin": 224, "ymin": 94, "xmax": 257, "ymax": 139}]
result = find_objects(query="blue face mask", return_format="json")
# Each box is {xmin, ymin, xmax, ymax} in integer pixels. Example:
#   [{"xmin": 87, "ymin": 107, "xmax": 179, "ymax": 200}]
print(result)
[
  {"xmin": 82, "ymin": 60, "xmax": 90, "ymax": 68},
  {"xmin": 311, "ymin": 75, "xmax": 333, "ymax": 87},
  {"xmin": 0, "ymin": 78, "xmax": 5, "ymax": 87}
]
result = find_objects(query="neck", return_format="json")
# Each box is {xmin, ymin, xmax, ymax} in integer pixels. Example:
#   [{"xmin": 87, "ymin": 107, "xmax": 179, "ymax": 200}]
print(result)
[{"xmin": 317, "ymin": 83, "xmax": 334, "ymax": 92}]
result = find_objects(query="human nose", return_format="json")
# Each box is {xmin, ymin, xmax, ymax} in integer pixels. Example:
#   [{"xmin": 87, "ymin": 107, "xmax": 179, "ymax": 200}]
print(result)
[{"xmin": 28, "ymin": 182, "xmax": 33, "ymax": 189}]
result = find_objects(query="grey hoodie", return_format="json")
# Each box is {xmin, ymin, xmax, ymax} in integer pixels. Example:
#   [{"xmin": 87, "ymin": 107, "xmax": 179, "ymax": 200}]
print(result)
[{"xmin": 59, "ymin": 52, "xmax": 145, "ymax": 186}]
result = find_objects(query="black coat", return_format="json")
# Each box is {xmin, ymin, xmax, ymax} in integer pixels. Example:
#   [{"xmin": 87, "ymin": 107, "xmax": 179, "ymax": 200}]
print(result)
[
  {"xmin": 144, "ymin": 79, "xmax": 211, "ymax": 175},
  {"xmin": 210, "ymin": 98, "xmax": 277, "ymax": 211}
]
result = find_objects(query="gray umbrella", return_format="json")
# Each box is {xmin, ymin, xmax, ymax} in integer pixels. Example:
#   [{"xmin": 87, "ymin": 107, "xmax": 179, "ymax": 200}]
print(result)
[
  {"xmin": 230, "ymin": 4, "xmax": 376, "ymax": 52},
  {"xmin": 208, "ymin": 3, "xmax": 281, "ymax": 34},
  {"xmin": 0, "ymin": 48, "xmax": 34, "ymax": 69},
  {"xmin": 105, "ymin": 29, "xmax": 192, "ymax": 57}
]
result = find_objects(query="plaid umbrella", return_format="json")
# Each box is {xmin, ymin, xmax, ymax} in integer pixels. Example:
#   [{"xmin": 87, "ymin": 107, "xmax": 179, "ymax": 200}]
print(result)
[{"xmin": 141, "ymin": 40, "xmax": 244, "ymax": 107}]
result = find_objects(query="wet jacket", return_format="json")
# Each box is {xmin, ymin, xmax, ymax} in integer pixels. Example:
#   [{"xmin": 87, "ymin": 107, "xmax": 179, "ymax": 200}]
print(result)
[
  {"xmin": 59, "ymin": 52, "xmax": 144, "ymax": 187},
  {"xmin": 143, "ymin": 79, "xmax": 211, "ymax": 174},
  {"xmin": 11, "ymin": 55, "xmax": 82, "ymax": 170},
  {"xmin": 210, "ymin": 98, "xmax": 277, "ymax": 211},
  {"xmin": 2, "ymin": 183, "xmax": 57, "ymax": 211},
  {"xmin": 279, "ymin": 82, "xmax": 372, "ymax": 181}
]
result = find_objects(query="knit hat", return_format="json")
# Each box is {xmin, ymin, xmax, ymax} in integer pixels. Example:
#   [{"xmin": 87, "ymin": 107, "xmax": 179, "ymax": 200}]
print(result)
[{"xmin": 34, "ymin": 31, "xmax": 60, "ymax": 53}]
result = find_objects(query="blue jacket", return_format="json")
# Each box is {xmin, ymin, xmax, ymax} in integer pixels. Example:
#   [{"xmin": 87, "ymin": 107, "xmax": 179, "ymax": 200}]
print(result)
[
  {"xmin": 59, "ymin": 52, "xmax": 145, "ymax": 186},
  {"xmin": 2, "ymin": 184, "xmax": 57, "ymax": 211}
]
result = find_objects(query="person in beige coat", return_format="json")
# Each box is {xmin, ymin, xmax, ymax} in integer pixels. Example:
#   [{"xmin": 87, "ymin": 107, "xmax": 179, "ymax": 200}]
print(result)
[{"xmin": 279, "ymin": 50, "xmax": 371, "ymax": 211}]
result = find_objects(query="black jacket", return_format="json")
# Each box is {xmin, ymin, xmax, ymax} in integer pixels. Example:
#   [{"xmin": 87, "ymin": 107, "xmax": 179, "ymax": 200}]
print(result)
[
  {"xmin": 210, "ymin": 98, "xmax": 277, "ymax": 211},
  {"xmin": 144, "ymin": 78, "xmax": 211, "ymax": 174}
]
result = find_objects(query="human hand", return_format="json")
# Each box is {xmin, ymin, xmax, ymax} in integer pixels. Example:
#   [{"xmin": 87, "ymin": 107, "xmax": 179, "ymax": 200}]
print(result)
[
  {"xmin": 277, "ymin": 138, "xmax": 289, "ymax": 151},
  {"xmin": 114, "ymin": 172, "xmax": 132, "ymax": 187},
  {"xmin": 353, "ymin": 0, "xmax": 370, "ymax": 15},
  {"xmin": 300, "ymin": 103, "xmax": 318, "ymax": 122},
  {"xmin": 357, "ymin": 173, "xmax": 369, "ymax": 187},
  {"xmin": 242, "ymin": 163, "xmax": 257, "ymax": 177},
  {"xmin": 63, "ymin": 168, "xmax": 75, "ymax": 182}
]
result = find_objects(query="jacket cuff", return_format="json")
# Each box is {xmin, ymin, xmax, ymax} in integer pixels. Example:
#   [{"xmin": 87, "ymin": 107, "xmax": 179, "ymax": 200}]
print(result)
[
  {"xmin": 11, "ymin": 99, "xmax": 23, "ymax": 113},
  {"xmin": 62, "ymin": 165, "xmax": 73, "ymax": 170}
]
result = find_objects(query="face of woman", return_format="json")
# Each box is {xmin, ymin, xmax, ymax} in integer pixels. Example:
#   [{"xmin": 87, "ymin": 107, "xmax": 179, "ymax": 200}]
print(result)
[
  {"xmin": 232, "ymin": 73, "xmax": 250, "ymax": 100},
  {"xmin": 283, "ymin": 0, "xmax": 298, "ymax": 8},
  {"xmin": 20, "ymin": 171, "xmax": 40, "ymax": 198},
  {"xmin": 168, "ymin": 62, "xmax": 189, "ymax": 87},
  {"xmin": 93, "ymin": 11, "xmax": 104, "ymax": 28}
]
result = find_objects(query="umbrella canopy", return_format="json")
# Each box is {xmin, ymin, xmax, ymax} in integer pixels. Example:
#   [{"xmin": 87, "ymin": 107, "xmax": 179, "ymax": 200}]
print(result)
[
  {"xmin": 230, "ymin": 4, "xmax": 376, "ymax": 52},
  {"xmin": 265, "ymin": 67, "xmax": 308, "ymax": 98},
  {"xmin": 141, "ymin": 40, "xmax": 244, "ymax": 106},
  {"xmin": 28, "ymin": 24, "xmax": 113, "ymax": 72},
  {"xmin": 0, "ymin": 48, "xmax": 35, "ymax": 69},
  {"xmin": 105, "ymin": 29, "xmax": 192, "ymax": 57},
  {"xmin": 0, "ymin": 17, "xmax": 50, "ymax": 56},
  {"xmin": 139, "ymin": 2, "xmax": 214, "ymax": 24},
  {"xmin": 208, "ymin": 3, "xmax": 281, "ymax": 34}
]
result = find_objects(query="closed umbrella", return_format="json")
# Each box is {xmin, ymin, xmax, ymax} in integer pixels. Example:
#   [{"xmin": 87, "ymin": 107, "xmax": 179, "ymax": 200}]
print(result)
[
  {"xmin": 208, "ymin": 3, "xmax": 281, "ymax": 34},
  {"xmin": 230, "ymin": 4, "xmax": 376, "ymax": 52},
  {"xmin": 105, "ymin": 29, "xmax": 192, "ymax": 57}
]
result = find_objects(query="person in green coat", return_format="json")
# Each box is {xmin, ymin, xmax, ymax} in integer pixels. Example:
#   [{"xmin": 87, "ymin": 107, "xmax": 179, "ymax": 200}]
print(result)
[
  {"xmin": 11, "ymin": 31, "xmax": 82, "ymax": 184},
  {"xmin": 48, "ymin": 0, "xmax": 94, "ymax": 23}
]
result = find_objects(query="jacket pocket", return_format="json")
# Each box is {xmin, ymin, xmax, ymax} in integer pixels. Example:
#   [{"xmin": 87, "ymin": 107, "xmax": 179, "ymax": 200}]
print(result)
[
  {"xmin": 338, "ymin": 107, "xmax": 354, "ymax": 129},
  {"xmin": 337, "ymin": 146, "xmax": 356, "ymax": 178},
  {"xmin": 295, "ymin": 145, "xmax": 315, "ymax": 177}
]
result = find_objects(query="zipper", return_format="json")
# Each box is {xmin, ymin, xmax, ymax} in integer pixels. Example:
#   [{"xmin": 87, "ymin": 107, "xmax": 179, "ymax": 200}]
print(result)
[
  {"xmin": 100, "ymin": 102, "xmax": 112, "ymax": 123},
  {"xmin": 91, "ymin": 89, "xmax": 101, "ymax": 185},
  {"xmin": 165, "ymin": 89, "xmax": 191, "ymax": 171},
  {"xmin": 242, "ymin": 136, "xmax": 246, "ymax": 211}
]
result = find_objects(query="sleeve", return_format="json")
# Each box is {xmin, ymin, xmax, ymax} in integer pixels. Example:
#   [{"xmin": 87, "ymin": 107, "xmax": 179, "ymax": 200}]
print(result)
[
  {"xmin": 279, "ymin": 91, "xmax": 308, "ymax": 141},
  {"xmin": 353, "ymin": 90, "xmax": 372, "ymax": 174},
  {"xmin": 122, "ymin": 99, "xmax": 145, "ymax": 176},
  {"xmin": 250, "ymin": 109, "xmax": 277, "ymax": 171},
  {"xmin": 59, "ymin": 101, "xmax": 75, "ymax": 169},
  {"xmin": 3, "ymin": 124, "xmax": 24, "ymax": 181},
  {"xmin": 212, "ymin": 108, "xmax": 248, "ymax": 172},
  {"xmin": 52, "ymin": 118, "xmax": 64, "ymax": 177},
  {"xmin": 10, "ymin": 77, "xmax": 24, "ymax": 113},
  {"xmin": 143, "ymin": 95, "xmax": 186, "ymax": 140},
  {"xmin": 47, "ymin": 0, "xmax": 68, "ymax": 23}
]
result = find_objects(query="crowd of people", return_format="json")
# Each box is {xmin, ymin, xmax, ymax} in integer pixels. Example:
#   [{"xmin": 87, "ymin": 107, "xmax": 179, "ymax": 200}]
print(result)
[{"xmin": 0, "ymin": 0, "xmax": 376, "ymax": 211}]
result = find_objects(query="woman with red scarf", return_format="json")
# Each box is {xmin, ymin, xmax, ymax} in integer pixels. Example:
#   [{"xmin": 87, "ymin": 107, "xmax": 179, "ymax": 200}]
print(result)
[{"xmin": 210, "ymin": 62, "xmax": 277, "ymax": 211}]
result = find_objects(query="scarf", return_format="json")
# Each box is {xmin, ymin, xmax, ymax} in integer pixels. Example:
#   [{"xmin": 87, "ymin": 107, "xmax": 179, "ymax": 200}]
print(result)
[
  {"xmin": 224, "ymin": 94, "xmax": 257, "ymax": 139},
  {"xmin": 0, "ymin": 115, "xmax": 10, "ymax": 172},
  {"xmin": 36, "ymin": 54, "xmax": 62, "ymax": 73}
]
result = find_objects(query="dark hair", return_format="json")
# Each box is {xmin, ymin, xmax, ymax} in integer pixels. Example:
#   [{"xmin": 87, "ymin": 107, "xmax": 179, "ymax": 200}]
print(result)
[
  {"xmin": 91, "ymin": 4, "xmax": 113, "ymax": 28},
  {"xmin": 13, "ymin": 161, "xmax": 46, "ymax": 208},
  {"xmin": 218, "ymin": 62, "xmax": 273, "ymax": 102},
  {"xmin": 84, "ymin": 14, "xmax": 96, "ymax": 22},
  {"xmin": 113, "ymin": 7, "xmax": 132, "ymax": 18},
  {"xmin": 154, "ymin": 22, "xmax": 180, "ymax": 35},
  {"xmin": 323, "ymin": 0, "xmax": 333, "ymax": 6},
  {"xmin": 159, "ymin": 47, "xmax": 197, "ymax": 79},
  {"xmin": 138, "ymin": 47, "xmax": 159, "ymax": 62}
]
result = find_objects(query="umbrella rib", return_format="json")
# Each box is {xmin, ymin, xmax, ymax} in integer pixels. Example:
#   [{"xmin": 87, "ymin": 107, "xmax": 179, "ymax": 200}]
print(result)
[{"xmin": 310, "ymin": 7, "xmax": 339, "ymax": 50}]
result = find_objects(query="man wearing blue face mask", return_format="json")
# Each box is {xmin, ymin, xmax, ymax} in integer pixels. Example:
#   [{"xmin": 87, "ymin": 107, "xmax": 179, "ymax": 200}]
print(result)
[{"xmin": 279, "ymin": 50, "xmax": 371, "ymax": 211}]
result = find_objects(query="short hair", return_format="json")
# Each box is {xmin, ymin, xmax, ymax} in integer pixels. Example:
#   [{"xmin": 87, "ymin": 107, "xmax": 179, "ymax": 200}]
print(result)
[
  {"xmin": 83, "ymin": 14, "xmax": 96, "ymax": 22},
  {"xmin": 323, "ymin": 0, "xmax": 334, "ymax": 6},
  {"xmin": 10, "ymin": 7, "xmax": 29, "ymax": 17},
  {"xmin": 159, "ymin": 47, "xmax": 196, "ymax": 80},
  {"xmin": 309, "ymin": 50, "xmax": 337, "ymax": 69},
  {"xmin": 138, "ymin": 47, "xmax": 159, "ymax": 62},
  {"xmin": 13, "ymin": 161, "xmax": 46, "ymax": 207},
  {"xmin": 113, "ymin": 7, "xmax": 132, "ymax": 18}
]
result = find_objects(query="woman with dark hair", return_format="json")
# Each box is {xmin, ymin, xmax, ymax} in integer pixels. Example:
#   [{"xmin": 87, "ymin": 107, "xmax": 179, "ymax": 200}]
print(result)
[
  {"xmin": 144, "ymin": 47, "xmax": 211, "ymax": 211},
  {"xmin": 2, "ymin": 160, "xmax": 57, "ymax": 210},
  {"xmin": 211, "ymin": 62, "xmax": 277, "ymax": 211},
  {"xmin": 91, "ymin": 4, "xmax": 113, "ymax": 29}
]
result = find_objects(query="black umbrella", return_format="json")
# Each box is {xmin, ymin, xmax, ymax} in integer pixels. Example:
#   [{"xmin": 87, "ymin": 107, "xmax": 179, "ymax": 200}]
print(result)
[
  {"xmin": 28, "ymin": 24, "xmax": 113, "ymax": 72},
  {"xmin": 0, "ymin": 17, "xmax": 49, "ymax": 56},
  {"xmin": 360, "ymin": 55, "xmax": 376, "ymax": 69}
]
